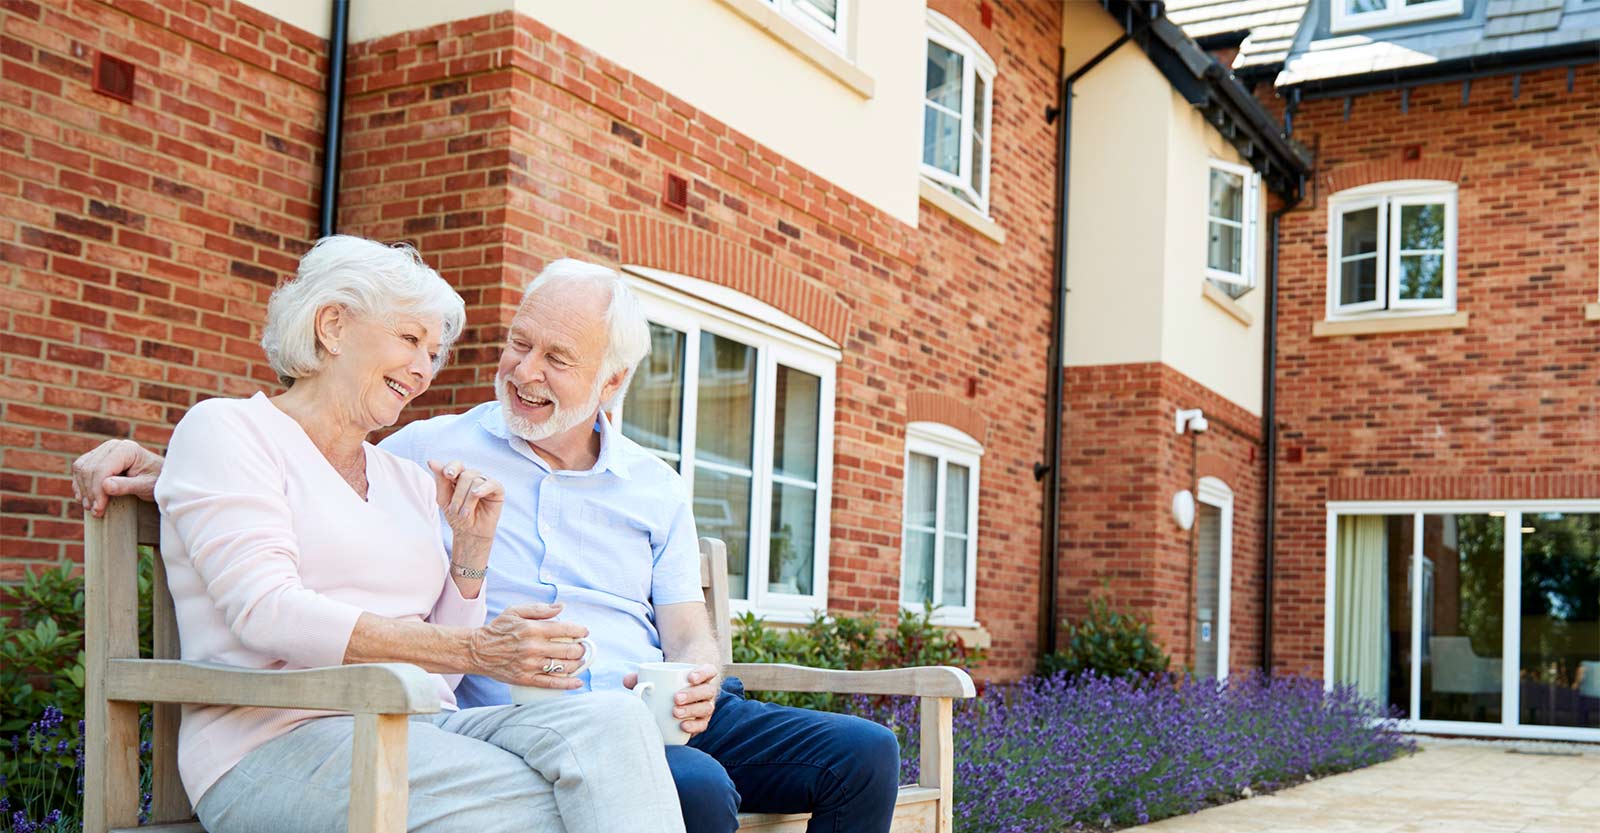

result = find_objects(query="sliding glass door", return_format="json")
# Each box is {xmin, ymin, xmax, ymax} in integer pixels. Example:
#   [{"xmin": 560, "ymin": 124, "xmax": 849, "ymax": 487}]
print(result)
[{"xmin": 1327, "ymin": 504, "xmax": 1600, "ymax": 741}]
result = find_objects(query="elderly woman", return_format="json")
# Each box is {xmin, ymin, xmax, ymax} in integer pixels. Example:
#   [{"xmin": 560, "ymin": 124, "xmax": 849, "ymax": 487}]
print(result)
[{"xmin": 155, "ymin": 236, "xmax": 684, "ymax": 833}]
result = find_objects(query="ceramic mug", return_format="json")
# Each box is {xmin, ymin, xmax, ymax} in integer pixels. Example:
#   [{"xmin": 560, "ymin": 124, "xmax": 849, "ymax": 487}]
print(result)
[
  {"xmin": 630, "ymin": 661, "xmax": 696, "ymax": 745},
  {"xmin": 508, "ymin": 636, "xmax": 596, "ymax": 704}
]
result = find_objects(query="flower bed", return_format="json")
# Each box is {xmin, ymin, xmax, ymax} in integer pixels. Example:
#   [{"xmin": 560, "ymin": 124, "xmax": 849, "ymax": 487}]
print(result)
[{"xmin": 851, "ymin": 671, "xmax": 1414, "ymax": 833}]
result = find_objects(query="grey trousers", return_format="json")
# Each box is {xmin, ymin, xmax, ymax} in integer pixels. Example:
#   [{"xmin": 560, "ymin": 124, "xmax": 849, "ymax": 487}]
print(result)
[{"xmin": 194, "ymin": 692, "xmax": 686, "ymax": 833}]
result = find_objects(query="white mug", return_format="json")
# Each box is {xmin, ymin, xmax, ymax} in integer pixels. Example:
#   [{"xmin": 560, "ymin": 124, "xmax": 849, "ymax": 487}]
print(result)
[
  {"xmin": 630, "ymin": 661, "xmax": 696, "ymax": 745},
  {"xmin": 508, "ymin": 636, "xmax": 596, "ymax": 704}
]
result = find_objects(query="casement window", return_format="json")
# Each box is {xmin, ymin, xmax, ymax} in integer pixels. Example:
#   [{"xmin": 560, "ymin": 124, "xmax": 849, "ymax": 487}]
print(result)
[
  {"xmin": 1327, "ymin": 181, "xmax": 1456, "ymax": 318},
  {"xmin": 922, "ymin": 10, "xmax": 996, "ymax": 214},
  {"xmin": 1330, "ymin": 0, "xmax": 1464, "ymax": 33},
  {"xmin": 1206, "ymin": 160, "xmax": 1259, "ymax": 299},
  {"xmin": 765, "ymin": 0, "xmax": 848, "ymax": 53},
  {"xmin": 617, "ymin": 266, "xmax": 838, "ymax": 620},
  {"xmin": 900, "ymin": 422, "xmax": 982, "ymax": 626}
]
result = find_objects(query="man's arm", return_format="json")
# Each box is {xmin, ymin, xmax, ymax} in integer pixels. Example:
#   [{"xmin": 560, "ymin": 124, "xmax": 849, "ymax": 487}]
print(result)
[
  {"xmin": 71, "ymin": 439, "xmax": 164, "ymax": 517},
  {"xmin": 637, "ymin": 601, "xmax": 722, "ymax": 736}
]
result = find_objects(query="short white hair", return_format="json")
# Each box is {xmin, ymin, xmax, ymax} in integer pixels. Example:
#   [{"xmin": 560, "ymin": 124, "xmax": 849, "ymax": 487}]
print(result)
[
  {"xmin": 261, "ymin": 235, "xmax": 466, "ymax": 386},
  {"xmin": 522, "ymin": 259, "xmax": 650, "ymax": 410}
]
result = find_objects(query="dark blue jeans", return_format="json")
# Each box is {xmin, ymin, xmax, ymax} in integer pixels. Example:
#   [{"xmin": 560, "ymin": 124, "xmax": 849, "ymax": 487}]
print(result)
[{"xmin": 665, "ymin": 678, "xmax": 900, "ymax": 833}]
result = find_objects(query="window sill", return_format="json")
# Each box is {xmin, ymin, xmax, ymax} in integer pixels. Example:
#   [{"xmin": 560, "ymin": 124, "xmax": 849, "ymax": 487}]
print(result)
[
  {"xmin": 1586, "ymin": 302, "xmax": 1600, "ymax": 321},
  {"xmin": 919, "ymin": 179, "xmax": 1006, "ymax": 244},
  {"xmin": 1203, "ymin": 282, "xmax": 1254, "ymax": 326},
  {"xmin": 944, "ymin": 622, "xmax": 992, "ymax": 650},
  {"xmin": 1313, "ymin": 310, "xmax": 1469, "ymax": 337},
  {"xmin": 716, "ymin": 0, "xmax": 874, "ymax": 99}
]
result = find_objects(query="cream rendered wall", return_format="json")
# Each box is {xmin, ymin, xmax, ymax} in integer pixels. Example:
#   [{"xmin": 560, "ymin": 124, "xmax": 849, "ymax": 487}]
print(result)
[
  {"xmin": 233, "ymin": 0, "xmax": 923, "ymax": 225},
  {"xmin": 1159, "ymin": 99, "xmax": 1266, "ymax": 416},
  {"xmin": 1061, "ymin": 5, "xmax": 1168, "ymax": 368}
]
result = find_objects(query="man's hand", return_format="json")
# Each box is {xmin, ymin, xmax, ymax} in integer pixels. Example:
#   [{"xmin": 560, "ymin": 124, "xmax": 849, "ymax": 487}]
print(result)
[
  {"xmin": 624, "ymin": 663, "xmax": 720, "ymax": 736},
  {"xmin": 469, "ymin": 603, "xmax": 590, "ymax": 689},
  {"xmin": 71, "ymin": 439, "xmax": 164, "ymax": 517}
]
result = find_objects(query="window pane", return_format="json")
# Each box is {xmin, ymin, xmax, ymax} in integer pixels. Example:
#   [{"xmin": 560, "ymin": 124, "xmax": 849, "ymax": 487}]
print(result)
[
  {"xmin": 1518, "ymin": 513, "xmax": 1600, "ymax": 729},
  {"xmin": 1208, "ymin": 221, "xmax": 1243, "ymax": 275},
  {"xmin": 1347, "ymin": 0, "xmax": 1386, "ymax": 11},
  {"xmin": 769, "ymin": 482, "xmax": 816, "ymax": 596},
  {"xmin": 1341, "ymin": 206, "xmax": 1379, "ymax": 257},
  {"xmin": 1398, "ymin": 254, "xmax": 1445, "ymax": 301},
  {"xmin": 925, "ymin": 41, "xmax": 963, "ymax": 110},
  {"xmin": 902, "ymin": 529, "xmax": 935, "ymax": 605},
  {"xmin": 942, "ymin": 534, "xmax": 967, "ymax": 608},
  {"xmin": 1340, "ymin": 257, "xmax": 1379, "ymax": 306},
  {"xmin": 1333, "ymin": 514, "xmax": 1413, "ymax": 717},
  {"xmin": 695, "ymin": 332, "xmax": 756, "ymax": 468},
  {"xmin": 772, "ymin": 365, "xmax": 820, "ymax": 482},
  {"xmin": 694, "ymin": 468, "xmax": 753, "ymax": 599},
  {"xmin": 906, "ymin": 453, "xmax": 937, "ymax": 528},
  {"xmin": 1208, "ymin": 169, "xmax": 1244, "ymax": 222},
  {"xmin": 793, "ymin": 0, "xmax": 838, "ymax": 31},
  {"xmin": 1421, "ymin": 513, "xmax": 1505, "ymax": 724},
  {"xmin": 923, "ymin": 105, "xmax": 962, "ymax": 175},
  {"xmin": 969, "ymin": 74, "xmax": 987, "ymax": 195},
  {"xmin": 621, "ymin": 323, "xmax": 685, "ymax": 464},
  {"xmin": 1207, "ymin": 277, "xmax": 1251, "ymax": 300},
  {"xmin": 1400, "ymin": 203, "xmax": 1445, "ymax": 250},
  {"xmin": 945, "ymin": 463, "xmax": 969, "ymax": 534}
]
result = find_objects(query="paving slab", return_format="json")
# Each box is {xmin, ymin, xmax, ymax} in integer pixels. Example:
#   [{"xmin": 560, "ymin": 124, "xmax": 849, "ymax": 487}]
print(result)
[{"xmin": 1122, "ymin": 739, "xmax": 1599, "ymax": 833}]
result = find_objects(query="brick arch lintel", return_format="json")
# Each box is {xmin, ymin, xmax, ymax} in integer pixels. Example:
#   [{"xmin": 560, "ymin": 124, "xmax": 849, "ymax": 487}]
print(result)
[
  {"xmin": 927, "ymin": 0, "xmax": 1001, "ymax": 66},
  {"xmin": 617, "ymin": 216, "xmax": 851, "ymax": 347},
  {"xmin": 905, "ymin": 391, "xmax": 990, "ymax": 446},
  {"xmin": 1324, "ymin": 159, "xmax": 1464, "ymax": 195},
  {"xmin": 1195, "ymin": 453, "xmax": 1233, "ymax": 486}
]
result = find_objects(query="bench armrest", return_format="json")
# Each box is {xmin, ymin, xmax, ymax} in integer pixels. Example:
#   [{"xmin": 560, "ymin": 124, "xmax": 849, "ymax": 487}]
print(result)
[
  {"xmin": 725, "ymin": 663, "xmax": 975, "ymax": 698},
  {"xmin": 106, "ymin": 659, "xmax": 441, "ymax": 714}
]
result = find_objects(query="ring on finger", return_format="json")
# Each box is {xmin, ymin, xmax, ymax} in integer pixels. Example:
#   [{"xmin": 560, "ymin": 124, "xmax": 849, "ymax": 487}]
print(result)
[{"xmin": 542, "ymin": 658, "xmax": 565, "ymax": 675}]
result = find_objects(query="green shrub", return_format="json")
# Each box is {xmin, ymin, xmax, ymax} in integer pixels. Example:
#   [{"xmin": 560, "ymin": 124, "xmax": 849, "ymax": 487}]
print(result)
[
  {"xmin": 730, "ymin": 605, "xmax": 985, "ymax": 711},
  {"xmin": 1037, "ymin": 595, "xmax": 1170, "ymax": 679}
]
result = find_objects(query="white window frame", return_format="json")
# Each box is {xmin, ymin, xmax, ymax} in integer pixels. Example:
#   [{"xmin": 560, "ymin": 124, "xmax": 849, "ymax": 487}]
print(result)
[
  {"xmin": 1325, "ymin": 500, "xmax": 1600, "ymax": 744},
  {"xmin": 1326, "ymin": 181, "xmax": 1457, "ymax": 320},
  {"xmin": 921, "ymin": 10, "xmax": 996, "ymax": 215},
  {"xmin": 1197, "ymin": 476, "xmax": 1234, "ymax": 680},
  {"xmin": 1205, "ymin": 160, "xmax": 1260, "ymax": 293},
  {"xmin": 1330, "ymin": 0, "xmax": 1464, "ymax": 34},
  {"xmin": 617, "ymin": 266, "xmax": 839, "ymax": 622},
  {"xmin": 899, "ymin": 421, "xmax": 982, "ymax": 627},
  {"xmin": 764, "ymin": 0, "xmax": 849, "ymax": 54}
]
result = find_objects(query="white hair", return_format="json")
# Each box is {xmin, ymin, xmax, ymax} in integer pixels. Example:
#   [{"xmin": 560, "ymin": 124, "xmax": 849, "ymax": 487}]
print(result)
[
  {"xmin": 521, "ymin": 259, "xmax": 650, "ymax": 410},
  {"xmin": 261, "ymin": 235, "xmax": 466, "ymax": 386}
]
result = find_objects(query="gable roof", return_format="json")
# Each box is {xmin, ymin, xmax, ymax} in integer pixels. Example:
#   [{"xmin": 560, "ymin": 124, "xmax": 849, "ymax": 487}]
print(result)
[
  {"xmin": 1165, "ymin": 0, "xmax": 1311, "ymax": 73},
  {"xmin": 1275, "ymin": 0, "xmax": 1600, "ymax": 89}
]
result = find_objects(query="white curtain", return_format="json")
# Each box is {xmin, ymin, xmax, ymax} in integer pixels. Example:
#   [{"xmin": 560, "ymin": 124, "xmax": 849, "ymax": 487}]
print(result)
[{"xmin": 1334, "ymin": 515, "xmax": 1390, "ymax": 704}]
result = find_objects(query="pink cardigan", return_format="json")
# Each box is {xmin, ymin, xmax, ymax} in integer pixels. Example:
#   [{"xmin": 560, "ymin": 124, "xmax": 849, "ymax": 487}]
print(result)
[{"xmin": 154, "ymin": 393, "xmax": 487, "ymax": 802}]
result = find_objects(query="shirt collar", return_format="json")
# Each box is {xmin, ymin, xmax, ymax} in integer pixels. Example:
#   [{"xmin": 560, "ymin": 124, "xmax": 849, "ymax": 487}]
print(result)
[{"xmin": 478, "ymin": 402, "xmax": 632, "ymax": 479}]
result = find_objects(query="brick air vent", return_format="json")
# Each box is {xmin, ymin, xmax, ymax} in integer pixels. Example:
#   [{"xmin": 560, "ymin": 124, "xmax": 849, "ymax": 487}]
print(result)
[
  {"xmin": 664, "ymin": 173, "xmax": 689, "ymax": 211},
  {"xmin": 93, "ymin": 53, "xmax": 136, "ymax": 103}
]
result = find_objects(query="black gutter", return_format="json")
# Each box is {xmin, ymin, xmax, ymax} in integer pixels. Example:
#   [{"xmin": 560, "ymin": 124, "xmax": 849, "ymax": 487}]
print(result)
[
  {"xmin": 1039, "ymin": 9, "xmax": 1147, "ymax": 656},
  {"xmin": 1261, "ymin": 193, "xmax": 1300, "ymax": 674},
  {"xmin": 318, "ymin": 0, "xmax": 351, "ymax": 237},
  {"xmin": 1284, "ymin": 39, "xmax": 1600, "ymax": 100}
]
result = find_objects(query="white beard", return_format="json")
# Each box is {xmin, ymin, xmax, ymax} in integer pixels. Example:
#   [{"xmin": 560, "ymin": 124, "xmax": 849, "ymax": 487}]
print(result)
[{"xmin": 495, "ymin": 368, "xmax": 603, "ymax": 442}]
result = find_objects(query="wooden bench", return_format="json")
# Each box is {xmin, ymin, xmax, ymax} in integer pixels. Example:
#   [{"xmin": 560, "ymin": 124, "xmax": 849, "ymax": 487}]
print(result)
[{"xmin": 85, "ymin": 496, "xmax": 974, "ymax": 833}]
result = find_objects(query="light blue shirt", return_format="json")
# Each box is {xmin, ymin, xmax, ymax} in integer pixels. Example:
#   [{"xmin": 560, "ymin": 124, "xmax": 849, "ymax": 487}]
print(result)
[{"xmin": 379, "ymin": 401, "xmax": 704, "ymax": 706}]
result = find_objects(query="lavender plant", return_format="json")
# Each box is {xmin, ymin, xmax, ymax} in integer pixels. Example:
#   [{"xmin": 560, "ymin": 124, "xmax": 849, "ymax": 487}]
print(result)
[{"xmin": 850, "ymin": 671, "xmax": 1414, "ymax": 833}]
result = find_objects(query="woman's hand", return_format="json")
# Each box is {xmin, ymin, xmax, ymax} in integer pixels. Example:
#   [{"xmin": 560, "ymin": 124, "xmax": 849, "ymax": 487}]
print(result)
[
  {"xmin": 470, "ymin": 603, "xmax": 590, "ymax": 688},
  {"xmin": 427, "ymin": 460, "xmax": 503, "ymax": 543}
]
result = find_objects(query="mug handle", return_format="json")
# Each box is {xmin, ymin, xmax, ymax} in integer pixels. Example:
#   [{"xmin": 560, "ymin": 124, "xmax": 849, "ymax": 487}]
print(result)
[
  {"xmin": 631, "ymin": 681, "xmax": 655, "ymax": 701},
  {"xmin": 571, "ymin": 637, "xmax": 597, "ymax": 676}
]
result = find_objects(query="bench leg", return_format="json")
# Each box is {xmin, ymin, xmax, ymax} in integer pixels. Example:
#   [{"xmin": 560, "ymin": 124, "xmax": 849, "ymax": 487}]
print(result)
[
  {"xmin": 350, "ymin": 713, "xmax": 409, "ymax": 833},
  {"xmin": 918, "ymin": 696, "xmax": 954, "ymax": 833}
]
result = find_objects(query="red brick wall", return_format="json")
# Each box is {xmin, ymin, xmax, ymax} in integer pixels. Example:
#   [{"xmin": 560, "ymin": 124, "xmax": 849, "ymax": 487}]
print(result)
[
  {"xmin": 1059, "ymin": 362, "xmax": 1266, "ymax": 675},
  {"xmin": 1270, "ymin": 66, "xmax": 1600, "ymax": 676},
  {"xmin": 0, "ymin": 0, "xmax": 325, "ymax": 576},
  {"xmin": 3, "ymin": 1, "xmax": 1068, "ymax": 678}
]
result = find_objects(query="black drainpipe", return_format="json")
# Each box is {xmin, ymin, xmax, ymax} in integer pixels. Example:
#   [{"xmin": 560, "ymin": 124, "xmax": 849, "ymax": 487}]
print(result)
[
  {"xmin": 1039, "ymin": 17, "xmax": 1146, "ymax": 656},
  {"xmin": 1261, "ymin": 156, "xmax": 1304, "ymax": 673},
  {"xmin": 318, "ymin": 0, "xmax": 351, "ymax": 237}
]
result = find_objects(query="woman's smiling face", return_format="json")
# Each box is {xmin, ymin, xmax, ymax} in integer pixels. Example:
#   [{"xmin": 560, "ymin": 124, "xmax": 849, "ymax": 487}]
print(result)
[{"xmin": 324, "ymin": 308, "xmax": 443, "ymax": 430}]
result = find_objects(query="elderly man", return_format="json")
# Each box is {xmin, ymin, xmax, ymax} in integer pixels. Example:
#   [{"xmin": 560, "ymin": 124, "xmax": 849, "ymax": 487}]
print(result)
[{"xmin": 72, "ymin": 258, "xmax": 902, "ymax": 833}]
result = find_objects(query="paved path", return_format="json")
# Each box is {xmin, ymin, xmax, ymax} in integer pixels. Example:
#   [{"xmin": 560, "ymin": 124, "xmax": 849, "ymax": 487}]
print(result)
[{"xmin": 1124, "ymin": 739, "xmax": 1600, "ymax": 832}]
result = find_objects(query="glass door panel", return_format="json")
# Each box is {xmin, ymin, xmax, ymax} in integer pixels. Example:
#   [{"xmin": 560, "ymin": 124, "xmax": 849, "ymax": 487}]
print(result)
[
  {"xmin": 1420, "ymin": 513, "xmax": 1504, "ymax": 723},
  {"xmin": 1333, "ymin": 514, "xmax": 1412, "ymax": 715},
  {"xmin": 1518, "ymin": 513, "xmax": 1600, "ymax": 728}
]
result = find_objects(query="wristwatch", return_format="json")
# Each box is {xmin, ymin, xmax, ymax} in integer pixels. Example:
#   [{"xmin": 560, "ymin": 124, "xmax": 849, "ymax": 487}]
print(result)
[{"xmin": 451, "ymin": 561, "xmax": 488, "ymax": 580}]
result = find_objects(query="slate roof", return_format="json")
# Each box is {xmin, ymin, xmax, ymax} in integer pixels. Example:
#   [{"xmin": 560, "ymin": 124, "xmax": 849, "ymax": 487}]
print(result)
[{"xmin": 1165, "ymin": 0, "xmax": 1311, "ymax": 72}]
